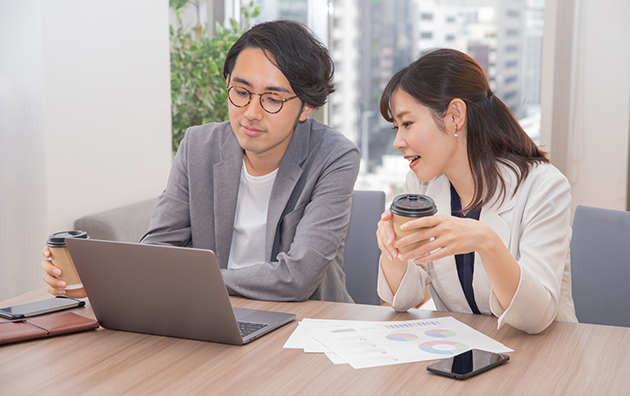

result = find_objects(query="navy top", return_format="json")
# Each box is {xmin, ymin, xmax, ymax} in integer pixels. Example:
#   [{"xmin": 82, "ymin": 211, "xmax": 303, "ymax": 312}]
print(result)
[{"xmin": 450, "ymin": 183, "xmax": 482, "ymax": 314}]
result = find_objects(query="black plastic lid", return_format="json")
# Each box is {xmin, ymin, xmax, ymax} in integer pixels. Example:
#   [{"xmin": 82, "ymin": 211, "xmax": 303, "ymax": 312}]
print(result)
[
  {"xmin": 46, "ymin": 230, "xmax": 89, "ymax": 247},
  {"xmin": 390, "ymin": 194, "xmax": 437, "ymax": 217}
]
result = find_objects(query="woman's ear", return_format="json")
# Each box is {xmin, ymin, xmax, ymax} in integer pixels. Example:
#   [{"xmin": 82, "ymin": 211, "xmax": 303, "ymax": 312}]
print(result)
[
  {"xmin": 448, "ymin": 99, "xmax": 467, "ymax": 131},
  {"xmin": 299, "ymin": 103, "xmax": 315, "ymax": 122}
]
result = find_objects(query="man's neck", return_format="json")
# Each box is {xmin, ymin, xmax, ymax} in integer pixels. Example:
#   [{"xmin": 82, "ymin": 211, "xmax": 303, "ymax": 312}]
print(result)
[{"xmin": 243, "ymin": 152, "xmax": 281, "ymax": 176}]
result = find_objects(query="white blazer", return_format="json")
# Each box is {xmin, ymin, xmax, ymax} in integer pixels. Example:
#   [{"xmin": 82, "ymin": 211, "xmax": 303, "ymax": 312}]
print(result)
[{"xmin": 378, "ymin": 162, "xmax": 578, "ymax": 334}]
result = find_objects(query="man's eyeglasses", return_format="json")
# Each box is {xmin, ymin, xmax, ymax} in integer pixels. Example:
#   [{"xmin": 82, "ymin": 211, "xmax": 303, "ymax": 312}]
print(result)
[{"xmin": 227, "ymin": 85, "xmax": 298, "ymax": 114}]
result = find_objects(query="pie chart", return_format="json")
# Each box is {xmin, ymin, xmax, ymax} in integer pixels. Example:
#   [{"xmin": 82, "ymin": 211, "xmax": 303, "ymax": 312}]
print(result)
[
  {"xmin": 419, "ymin": 340, "xmax": 468, "ymax": 354},
  {"xmin": 425, "ymin": 329, "xmax": 457, "ymax": 338},
  {"xmin": 386, "ymin": 333, "xmax": 418, "ymax": 342}
]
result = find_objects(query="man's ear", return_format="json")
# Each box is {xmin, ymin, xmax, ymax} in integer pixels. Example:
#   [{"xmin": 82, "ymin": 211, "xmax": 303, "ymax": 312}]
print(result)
[
  {"xmin": 299, "ymin": 103, "xmax": 315, "ymax": 122},
  {"xmin": 447, "ymin": 98, "xmax": 467, "ymax": 129}
]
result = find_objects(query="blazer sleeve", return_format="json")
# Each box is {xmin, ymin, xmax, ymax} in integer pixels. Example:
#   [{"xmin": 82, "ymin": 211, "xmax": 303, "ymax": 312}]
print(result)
[
  {"xmin": 220, "ymin": 142, "xmax": 360, "ymax": 302},
  {"xmin": 139, "ymin": 129, "xmax": 193, "ymax": 247},
  {"xmin": 378, "ymin": 260, "xmax": 431, "ymax": 310},
  {"xmin": 490, "ymin": 167, "xmax": 573, "ymax": 334}
]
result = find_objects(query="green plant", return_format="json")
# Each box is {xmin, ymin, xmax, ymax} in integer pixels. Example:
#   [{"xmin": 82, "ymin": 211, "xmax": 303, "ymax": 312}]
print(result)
[{"xmin": 169, "ymin": 1, "xmax": 260, "ymax": 152}]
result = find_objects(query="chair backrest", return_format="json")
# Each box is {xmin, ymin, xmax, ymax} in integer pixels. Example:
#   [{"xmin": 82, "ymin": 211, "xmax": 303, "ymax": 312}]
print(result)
[
  {"xmin": 74, "ymin": 198, "xmax": 157, "ymax": 242},
  {"xmin": 571, "ymin": 205, "xmax": 630, "ymax": 327},
  {"xmin": 343, "ymin": 190, "xmax": 386, "ymax": 305}
]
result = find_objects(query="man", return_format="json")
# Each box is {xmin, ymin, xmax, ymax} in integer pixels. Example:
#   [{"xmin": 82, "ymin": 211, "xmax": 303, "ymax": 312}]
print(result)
[{"xmin": 42, "ymin": 20, "xmax": 360, "ymax": 302}]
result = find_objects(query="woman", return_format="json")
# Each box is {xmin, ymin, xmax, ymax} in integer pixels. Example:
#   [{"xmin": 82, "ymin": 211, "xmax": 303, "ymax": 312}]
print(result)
[{"xmin": 376, "ymin": 48, "xmax": 577, "ymax": 334}]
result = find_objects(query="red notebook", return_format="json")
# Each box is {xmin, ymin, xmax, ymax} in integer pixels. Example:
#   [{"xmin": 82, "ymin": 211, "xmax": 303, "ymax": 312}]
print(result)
[{"xmin": 0, "ymin": 311, "xmax": 99, "ymax": 345}]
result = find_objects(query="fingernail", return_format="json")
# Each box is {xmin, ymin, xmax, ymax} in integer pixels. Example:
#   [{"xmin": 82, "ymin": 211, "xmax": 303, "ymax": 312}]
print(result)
[
  {"xmin": 400, "ymin": 254, "xmax": 408, "ymax": 261},
  {"xmin": 394, "ymin": 241, "xmax": 401, "ymax": 248},
  {"xmin": 400, "ymin": 224, "xmax": 408, "ymax": 230},
  {"xmin": 53, "ymin": 268, "xmax": 61, "ymax": 276},
  {"xmin": 57, "ymin": 281, "xmax": 65, "ymax": 288}
]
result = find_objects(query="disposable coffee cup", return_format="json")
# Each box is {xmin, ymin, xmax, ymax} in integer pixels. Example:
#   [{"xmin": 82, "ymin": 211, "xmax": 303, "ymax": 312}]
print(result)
[
  {"xmin": 390, "ymin": 194, "xmax": 437, "ymax": 255},
  {"xmin": 46, "ymin": 230, "xmax": 89, "ymax": 290}
]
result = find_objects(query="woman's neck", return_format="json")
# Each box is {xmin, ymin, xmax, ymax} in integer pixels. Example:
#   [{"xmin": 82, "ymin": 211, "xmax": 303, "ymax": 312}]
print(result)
[{"xmin": 445, "ymin": 167, "xmax": 476, "ymax": 212}]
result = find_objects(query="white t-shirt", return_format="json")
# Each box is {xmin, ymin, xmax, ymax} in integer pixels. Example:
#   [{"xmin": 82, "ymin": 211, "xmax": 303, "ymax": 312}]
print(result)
[{"xmin": 227, "ymin": 160, "xmax": 277, "ymax": 270}]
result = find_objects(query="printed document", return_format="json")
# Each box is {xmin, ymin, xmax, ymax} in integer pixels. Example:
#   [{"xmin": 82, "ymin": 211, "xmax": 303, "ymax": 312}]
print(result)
[{"xmin": 284, "ymin": 317, "xmax": 512, "ymax": 369}]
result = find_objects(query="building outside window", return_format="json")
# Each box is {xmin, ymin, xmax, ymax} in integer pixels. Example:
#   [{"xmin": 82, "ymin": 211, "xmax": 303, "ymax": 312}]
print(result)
[{"xmin": 226, "ymin": 0, "xmax": 546, "ymax": 201}]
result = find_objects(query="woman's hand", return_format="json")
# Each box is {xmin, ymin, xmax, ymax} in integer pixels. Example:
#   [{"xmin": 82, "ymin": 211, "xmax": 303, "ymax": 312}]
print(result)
[
  {"xmin": 395, "ymin": 214, "xmax": 520, "ymax": 310},
  {"xmin": 376, "ymin": 210, "xmax": 399, "ymax": 260},
  {"xmin": 395, "ymin": 215, "xmax": 491, "ymax": 264},
  {"xmin": 376, "ymin": 210, "xmax": 412, "ymax": 294},
  {"xmin": 41, "ymin": 246, "xmax": 87, "ymax": 298}
]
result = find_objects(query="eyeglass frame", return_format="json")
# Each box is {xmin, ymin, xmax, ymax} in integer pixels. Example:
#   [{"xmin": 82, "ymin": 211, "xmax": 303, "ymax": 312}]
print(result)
[{"xmin": 227, "ymin": 85, "xmax": 299, "ymax": 114}]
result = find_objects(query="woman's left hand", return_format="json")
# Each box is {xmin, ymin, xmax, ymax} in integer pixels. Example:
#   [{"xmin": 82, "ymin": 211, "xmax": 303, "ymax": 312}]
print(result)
[{"xmin": 395, "ymin": 214, "xmax": 493, "ymax": 264}]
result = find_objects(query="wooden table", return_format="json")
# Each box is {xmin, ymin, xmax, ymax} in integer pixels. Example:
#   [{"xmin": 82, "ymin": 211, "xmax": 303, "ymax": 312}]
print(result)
[{"xmin": 1, "ymin": 288, "xmax": 630, "ymax": 395}]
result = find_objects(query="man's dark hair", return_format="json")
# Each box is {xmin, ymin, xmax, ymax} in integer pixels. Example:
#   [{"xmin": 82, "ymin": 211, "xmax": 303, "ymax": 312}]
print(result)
[{"xmin": 223, "ymin": 20, "xmax": 334, "ymax": 108}]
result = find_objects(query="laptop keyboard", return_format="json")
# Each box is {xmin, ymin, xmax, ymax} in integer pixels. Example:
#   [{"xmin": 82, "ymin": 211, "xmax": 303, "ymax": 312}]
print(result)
[{"xmin": 238, "ymin": 320, "xmax": 268, "ymax": 337}]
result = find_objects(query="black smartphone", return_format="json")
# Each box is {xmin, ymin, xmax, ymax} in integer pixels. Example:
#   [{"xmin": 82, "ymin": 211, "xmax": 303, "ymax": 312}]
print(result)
[
  {"xmin": 426, "ymin": 349, "xmax": 510, "ymax": 379},
  {"xmin": 0, "ymin": 296, "xmax": 85, "ymax": 320}
]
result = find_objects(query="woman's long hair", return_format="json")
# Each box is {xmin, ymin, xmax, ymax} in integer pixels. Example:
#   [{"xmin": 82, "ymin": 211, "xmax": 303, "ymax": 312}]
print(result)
[{"xmin": 380, "ymin": 48, "xmax": 548, "ymax": 211}]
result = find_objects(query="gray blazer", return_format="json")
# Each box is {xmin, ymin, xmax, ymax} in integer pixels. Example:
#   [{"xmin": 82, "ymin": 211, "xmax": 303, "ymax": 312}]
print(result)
[{"xmin": 141, "ymin": 119, "xmax": 360, "ymax": 302}]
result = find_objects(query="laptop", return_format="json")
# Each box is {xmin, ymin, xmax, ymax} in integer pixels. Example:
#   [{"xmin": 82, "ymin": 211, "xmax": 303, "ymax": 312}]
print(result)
[{"xmin": 66, "ymin": 238, "xmax": 296, "ymax": 345}]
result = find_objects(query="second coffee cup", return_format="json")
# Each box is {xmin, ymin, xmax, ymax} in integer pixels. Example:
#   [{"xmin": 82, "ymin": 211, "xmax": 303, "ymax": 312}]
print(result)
[
  {"xmin": 47, "ymin": 230, "xmax": 89, "ymax": 290},
  {"xmin": 390, "ymin": 194, "xmax": 437, "ymax": 255}
]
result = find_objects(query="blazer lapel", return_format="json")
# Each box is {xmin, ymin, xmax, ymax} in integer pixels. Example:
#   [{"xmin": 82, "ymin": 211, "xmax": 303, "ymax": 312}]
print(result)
[
  {"xmin": 264, "ymin": 121, "xmax": 309, "ymax": 260},
  {"xmin": 480, "ymin": 198, "xmax": 512, "ymax": 247},
  {"xmin": 425, "ymin": 174, "xmax": 450, "ymax": 215},
  {"xmin": 473, "ymin": 188, "xmax": 514, "ymax": 312},
  {"xmin": 480, "ymin": 163, "xmax": 517, "ymax": 249},
  {"xmin": 213, "ymin": 132, "xmax": 243, "ymax": 269}
]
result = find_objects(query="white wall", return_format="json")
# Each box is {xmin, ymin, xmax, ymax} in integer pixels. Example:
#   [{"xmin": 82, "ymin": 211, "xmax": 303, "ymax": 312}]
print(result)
[
  {"xmin": 0, "ymin": 0, "xmax": 172, "ymax": 301},
  {"xmin": 0, "ymin": 0, "xmax": 48, "ymax": 302},
  {"xmin": 541, "ymin": 0, "xmax": 630, "ymax": 214},
  {"xmin": 565, "ymin": 0, "xmax": 630, "ymax": 212}
]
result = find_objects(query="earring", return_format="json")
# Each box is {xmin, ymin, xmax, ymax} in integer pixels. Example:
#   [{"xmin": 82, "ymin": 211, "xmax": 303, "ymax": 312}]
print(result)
[{"xmin": 454, "ymin": 124, "xmax": 459, "ymax": 138}]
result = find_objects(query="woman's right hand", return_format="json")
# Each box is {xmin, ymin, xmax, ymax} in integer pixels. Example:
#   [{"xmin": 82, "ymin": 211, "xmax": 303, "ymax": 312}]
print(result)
[
  {"xmin": 376, "ymin": 210, "xmax": 411, "ymax": 294},
  {"xmin": 41, "ymin": 246, "xmax": 87, "ymax": 298},
  {"xmin": 376, "ymin": 210, "xmax": 399, "ymax": 260}
]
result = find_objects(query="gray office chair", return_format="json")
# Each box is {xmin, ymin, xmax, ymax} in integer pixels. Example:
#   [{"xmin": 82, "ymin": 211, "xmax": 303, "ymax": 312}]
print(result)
[
  {"xmin": 571, "ymin": 205, "xmax": 630, "ymax": 327},
  {"xmin": 74, "ymin": 198, "xmax": 157, "ymax": 242},
  {"xmin": 343, "ymin": 190, "xmax": 386, "ymax": 305}
]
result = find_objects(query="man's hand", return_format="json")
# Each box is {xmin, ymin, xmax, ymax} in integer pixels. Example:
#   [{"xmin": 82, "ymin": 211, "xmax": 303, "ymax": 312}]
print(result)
[{"xmin": 41, "ymin": 246, "xmax": 87, "ymax": 298}]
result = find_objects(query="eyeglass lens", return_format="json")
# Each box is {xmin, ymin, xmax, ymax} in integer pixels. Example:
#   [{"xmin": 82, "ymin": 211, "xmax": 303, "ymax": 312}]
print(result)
[{"xmin": 228, "ymin": 86, "xmax": 285, "ymax": 113}]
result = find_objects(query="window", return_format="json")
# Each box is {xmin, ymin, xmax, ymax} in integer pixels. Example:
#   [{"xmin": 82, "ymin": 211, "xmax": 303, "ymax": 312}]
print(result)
[
  {"xmin": 246, "ymin": 0, "xmax": 546, "ymax": 199},
  {"xmin": 505, "ymin": 76, "xmax": 518, "ymax": 84},
  {"xmin": 503, "ymin": 90, "xmax": 518, "ymax": 101}
]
